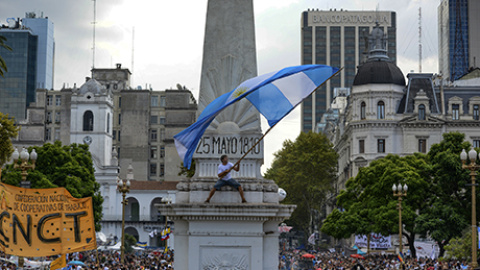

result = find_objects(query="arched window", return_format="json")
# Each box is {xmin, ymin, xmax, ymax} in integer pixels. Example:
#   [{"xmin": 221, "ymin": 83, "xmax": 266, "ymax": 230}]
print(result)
[
  {"xmin": 360, "ymin": 102, "xmax": 366, "ymax": 120},
  {"xmin": 107, "ymin": 113, "xmax": 110, "ymax": 133},
  {"xmin": 377, "ymin": 101, "xmax": 385, "ymax": 119},
  {"xmin": 83, "ymin": 111, "xmax": 94, "ymax": 131},
  {"xmin": 418, "ymin": 104, "xmax": 426, "ymax": 120}
]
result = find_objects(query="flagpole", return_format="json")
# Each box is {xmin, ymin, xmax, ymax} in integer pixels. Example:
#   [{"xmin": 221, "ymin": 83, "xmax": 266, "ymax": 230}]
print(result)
[{"xmin": 232, "ymin": 67, "xmax": 343, "ymax": 168}]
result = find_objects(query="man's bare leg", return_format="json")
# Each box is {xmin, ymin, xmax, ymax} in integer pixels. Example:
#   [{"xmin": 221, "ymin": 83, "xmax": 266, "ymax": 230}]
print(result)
[
  {"xmin": 205, "ymin": 188, "xmax": 216, "ymax": 203},
  {"xmin": 238, "ymin": 186, "xmax": 247, "ymax": 203}
]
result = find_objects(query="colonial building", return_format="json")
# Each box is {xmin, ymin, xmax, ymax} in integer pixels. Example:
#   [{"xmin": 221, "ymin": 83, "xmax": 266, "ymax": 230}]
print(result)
[
  {"xmin": 325, "ymin": 24, "xmax": 480, "ymax": 192},
  {"xmin": 9, "ymin": 65, "xmax": 197, "ymax": 246}
]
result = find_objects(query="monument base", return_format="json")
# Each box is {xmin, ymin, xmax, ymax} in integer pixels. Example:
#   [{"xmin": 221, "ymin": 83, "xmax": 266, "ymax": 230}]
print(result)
[{"xmin": 157, "ymin": 203, "xmax": 295, "ymax": 270}]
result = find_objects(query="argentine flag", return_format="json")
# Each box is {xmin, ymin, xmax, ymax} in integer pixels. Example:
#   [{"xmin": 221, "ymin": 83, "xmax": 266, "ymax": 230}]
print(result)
[{"xmin": 175, "ymin": 64, "xmax": 339, "ymax": 169}]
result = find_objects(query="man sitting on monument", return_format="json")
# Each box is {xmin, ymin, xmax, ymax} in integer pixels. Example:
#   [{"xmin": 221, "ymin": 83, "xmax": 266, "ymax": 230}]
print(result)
[{"xmin": 205, "ymin": 154, "xmax": 247, "ymax": 203}]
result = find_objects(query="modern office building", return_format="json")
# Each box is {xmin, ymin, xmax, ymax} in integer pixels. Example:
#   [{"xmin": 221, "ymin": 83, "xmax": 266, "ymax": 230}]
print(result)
[
  {"xmin": 22, "ymin": 12, "xmax": 55, "ymax": 90},
  {"xmin": 0, "ymin": 19, "xmax": 38, "ymax": 120},
  {"xmin": 438, "ymin": 0, "xmax": 480, "ymax": 81},
  {"xmin": 0, "ymin": 13, "xmax": 55, "ymax": 120},
  {"xmin": 300, "ymin": 9, "xmax": 397, "ymax": 132}
]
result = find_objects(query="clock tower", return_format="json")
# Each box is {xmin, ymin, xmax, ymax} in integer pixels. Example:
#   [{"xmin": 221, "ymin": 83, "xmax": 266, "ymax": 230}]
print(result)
[{"xmin": 70, "ymin": 77, "xmax": 114, "ymax": 170}]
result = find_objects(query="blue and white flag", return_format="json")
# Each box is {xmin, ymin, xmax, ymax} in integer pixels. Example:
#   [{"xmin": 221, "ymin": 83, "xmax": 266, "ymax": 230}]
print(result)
[{"xmin": 174, "ymin": 64, "xmax": 339, "ymax": 168}]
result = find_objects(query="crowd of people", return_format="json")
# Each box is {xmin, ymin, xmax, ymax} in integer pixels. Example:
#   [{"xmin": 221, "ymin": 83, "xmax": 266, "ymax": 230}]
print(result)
[
  {"xmin": 279, "ymin": 250, "xmax": 474, "ymax": 270},
  {"xmin": 0, "ymin": 249, "xmax": 174, "ymax": 270}
]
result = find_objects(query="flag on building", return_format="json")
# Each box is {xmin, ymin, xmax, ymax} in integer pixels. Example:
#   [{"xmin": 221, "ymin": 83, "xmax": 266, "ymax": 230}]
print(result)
[{"xmin": 174, "ymin": 65, "xmax": 339, "ymax": 168}]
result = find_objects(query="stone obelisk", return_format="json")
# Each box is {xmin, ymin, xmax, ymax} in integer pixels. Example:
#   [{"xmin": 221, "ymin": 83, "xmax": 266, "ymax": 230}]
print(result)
[{"xmin": 158, "ymin": 1, "xmax": 294, "ymax": 269}]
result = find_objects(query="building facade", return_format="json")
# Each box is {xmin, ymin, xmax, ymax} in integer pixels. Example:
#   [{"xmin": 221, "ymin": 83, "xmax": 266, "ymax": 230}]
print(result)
[
  {"xmin": 14, "ymin": 64, "xmax": 197, "ymax": 182},
  {"xmin": 326, "ymin": 25, "xmax": 480, "ymax": 194},
  {"xmin": 300, "ymin": 9, "xmax": 397, "ymax": 132},
  {"xmin": 0, "ymin": 21, "xmax": 38, "ymax": 121},
  {"xmin": 0, "ymin": 14, "xmax": 55, "ymax": 121},
  {"xmin": 438, "ymin": 0, "xmax": 480, "ymax": 81}
]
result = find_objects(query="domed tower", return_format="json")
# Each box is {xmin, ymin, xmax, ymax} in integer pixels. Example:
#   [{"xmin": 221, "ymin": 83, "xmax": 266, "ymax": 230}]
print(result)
[
  {"xmin": 70, "ymin": 78, "xmax": 114, "ymax": 169},
  {"xmin": 350, "ymin": 22, "xmax": 405, "ymax": 122}
]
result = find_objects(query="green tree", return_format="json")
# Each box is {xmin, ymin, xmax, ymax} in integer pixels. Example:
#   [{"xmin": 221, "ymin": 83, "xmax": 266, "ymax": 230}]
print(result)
[
  {"xmin": 0, "ymin": 113, "xmax": 20, "ymax": 171},
  {"xmin": 443, "ymin": 229, "xmax": 473, "ymax": 260},
  {"xmin": 178, "ymin": 160, "xmax": 195, "ymax": 178},
  {"xmin": 321, "ymin": 153, "xmax": 431, "ymax": 258},
  {"xmin": 265, "ymin": 131, "xmax": 338, "ymax": 237},
  {"xmin": 0, "ymin": 35, "xmax": 12, "ymax": 77},
  {"xmin": 124, "ymin": 234, "xmax": 137, "ymax": 254},
  {"xmin": 416, "ymin": 132, "xmax": 471, "ymax": 257},
  {"xmin": 1, "ymin": 141, "xmax": 104, "ymax": 231}
]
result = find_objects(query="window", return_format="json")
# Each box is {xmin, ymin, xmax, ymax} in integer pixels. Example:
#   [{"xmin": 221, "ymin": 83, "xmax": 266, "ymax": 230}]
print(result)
[
  {"xmin": 118, "ymin": 131, "xmax": 121, "ymax": 141},
  {"xmin": 160, "ymin": 96, "xmax": 166, "ymax": 107},
  {"xmin": 474, "ymin": 105, "xmax": 479, "ymax": 120},
  {"xmin": 160, "ymin": 146, "xmax": 165, "ymax": 158},
  {"xmin": 150, "ymin": 146, "xmax": 158, "ymax": 159},
  {"xmin": 360, "ymin": 102, "xmax": 366, "ymax": 120},
  {"xmin": 118, "ymin": 97, "xmax": 122, "ymax": 108},
  {"xmin": 474, "ymin": 140, "xmax": 480, "ymax": 148},
  {"xmin": 83, "ymin": 111, "xmax": 94, "ymax": 131},
  {"xmin": 107, "ymin": 113, "xmax": 110, "ymax": 133},
  {"xmin": 159, "ymin": 116, "xmax": 166, "ymax": 125},
  {"xmin": 418, "ymin": 139, "xmax": 427, "ymax": 153},
  {"xmin": 117, "ymin": 147, "xmax": 120, "ymax": 157},
  {"xmin": 160, "ymin": 129, "xmax": 165, "ymax": 141},
  {"xmin": 150, "ymin": 129, "xmax": 158, "ymax": 142},
  {"xmin": 151, "ymin": 96, "xmax": 158, "ymax": 107},
  {"xmin": 118, "ymin": 114, "xmax": 122, "ymax": 125},
  {"xmin": 55, "ymin": 95, "xmax": 61, "ymax": 106},
  {"xmin": 150, "ymin": 115, "xmax": 158, "ymax": 124},
  {"xmin": 47, "ymin": 95, "xmax": 53, "ymax": 106},
  {"xmin": 55, "ymin": 112, "xmax": 61, "ymax": 123},
  {"xmin": 46, "ymin": 111, "xmax": 52, "ymax": 123},
  {"xmin": 377, "ymin": 139, "xmax": 385, "ymax": 153},
  {"xmin": 160, "ymin": 163, "xmax": 165, "ymax": 177},
  {"xmin": 359, "ymin": 140, "xmax": 365, "ymax": 153},
  {"xmin": 377, "ymin": 101, "xmax": 385, "ymax": 119},
  {"xmin": 113, "ymin": 130, "xmax": 117, "ymax": 140},
  {"xmin": 418, "ymin": 104, "xmax": 426, "ymax": 120},
  {"xmin": 54, "ymin": 129, "xmax": 60, "ymax": 141},
  {"xmin": 45, "ymin": 128, "xmax": 51, "ymax": 141},
  {"xmin": 150, "ymin": 163, "xmax": 157, "ymax": 176},
  {"xmin": 452, "ymin": 104, "xmax": 460, "ymax": 120}
]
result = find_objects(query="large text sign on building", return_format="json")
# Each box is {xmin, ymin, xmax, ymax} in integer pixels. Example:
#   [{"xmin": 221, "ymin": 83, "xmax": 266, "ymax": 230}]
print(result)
[
  {"xmin": 0, "ymin": 183, "xmax": 96, "ymax": 257},
  {"xmin": 308, "ymin": 11, "xmax": 392, "ymax": 27},
  {"xmin": 195, "ymin": 134, "xmax": 263, "ymax": 159}
]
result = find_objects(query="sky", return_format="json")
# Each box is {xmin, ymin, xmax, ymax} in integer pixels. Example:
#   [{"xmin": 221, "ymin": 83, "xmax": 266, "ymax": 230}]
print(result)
[{"xmin": 0, "ymin": 0, "xmax": 440, "ymax": 173}]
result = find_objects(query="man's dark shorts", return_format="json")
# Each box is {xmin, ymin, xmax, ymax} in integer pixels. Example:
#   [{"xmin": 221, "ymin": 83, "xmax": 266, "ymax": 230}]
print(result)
[{"xmin": 214, "ymin": 178, "xmax": 241, "ymax": 190}]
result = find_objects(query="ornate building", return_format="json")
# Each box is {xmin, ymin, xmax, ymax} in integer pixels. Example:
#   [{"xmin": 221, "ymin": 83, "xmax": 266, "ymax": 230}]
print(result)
[{"xmin": 327, "ymin": 24, "xmax": 480, "ymax": 193}]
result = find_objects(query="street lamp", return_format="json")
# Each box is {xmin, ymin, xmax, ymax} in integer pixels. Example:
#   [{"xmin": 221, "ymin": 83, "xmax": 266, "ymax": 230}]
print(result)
[
  {"xmin": 117, "ymin": 174, "xmax": 131, "ymax": 264},
  {"xmin": 392, "ymin": 183, "xmax": 408, "ymax": 258},
  {"xmin": 12, "ymin": 147, "xmax": 37, "ymax": 188},
  {"xmin": 460, "ymin": 148, "xmax": 480, "ymax": 268},
  {"xmin": 11, "ymin": 147, "xmax": 37, "ymax": 269}
]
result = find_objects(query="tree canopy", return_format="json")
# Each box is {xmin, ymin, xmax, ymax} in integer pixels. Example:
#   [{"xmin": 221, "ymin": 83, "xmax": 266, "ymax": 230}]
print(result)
[
  {"xmin": 321, "ymin": 132, "xmax": 474, "ymax": 258},
  {"xmin": 0, "ymin": 112, "xmax": 20, "ymax": 172},
  {"xmin": 265, "ymin": 131, "xmax": 338, "ymax": 237},
  {"xmin": 1, "ymin": 141, "xmax": 104, "ymax": 231},
  {"xmin": 0, "ymin": 35, "xmax": 12, "ymax": 77}
]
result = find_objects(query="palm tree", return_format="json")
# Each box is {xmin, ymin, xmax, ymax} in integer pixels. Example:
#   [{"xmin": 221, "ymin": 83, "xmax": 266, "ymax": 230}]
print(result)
[{"xmin": 0, "ymin": 35, "xmax": 12, "ymax": 77}]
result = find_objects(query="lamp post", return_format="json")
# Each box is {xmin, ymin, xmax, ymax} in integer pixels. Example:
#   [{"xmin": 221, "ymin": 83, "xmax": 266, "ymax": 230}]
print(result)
[
  {"xmin": 460, "ymin": 148, "xmax": 479, "ymax": 268},
  {"xmin": 11, "ymin": 147, "xmax": 37, "ymax": 269},
  {"xmin": 392, "ymin": 183, "xmax": 408, "ymax": 258},
  {"xmin": 117, "ymin": 176, "xmax": 130, "ymax": 264}
]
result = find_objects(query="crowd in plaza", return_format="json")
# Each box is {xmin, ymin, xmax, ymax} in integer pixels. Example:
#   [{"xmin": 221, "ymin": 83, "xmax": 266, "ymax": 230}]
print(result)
[
  {"xmin": 0, "ymin": 249, "xmax": 174, "ymax": 270},
  {"xmin": 279, "ymin": 250, "xmax": 473, "ymax": 270}
]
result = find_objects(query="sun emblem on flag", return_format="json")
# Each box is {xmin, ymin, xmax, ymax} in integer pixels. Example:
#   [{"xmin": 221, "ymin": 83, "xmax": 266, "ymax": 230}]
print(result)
[{"xmin": 232, "ymin": 87, "xmax": 249, "ymax": 98}]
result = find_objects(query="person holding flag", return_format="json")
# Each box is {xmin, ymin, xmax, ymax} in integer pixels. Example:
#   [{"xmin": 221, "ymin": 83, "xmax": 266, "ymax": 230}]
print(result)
[{"xmin": 205, "ymin": 155, "xmax": 246, "ymax": 203}]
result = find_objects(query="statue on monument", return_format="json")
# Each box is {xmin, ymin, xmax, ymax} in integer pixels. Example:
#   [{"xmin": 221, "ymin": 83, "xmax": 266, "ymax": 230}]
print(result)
[{"xmin": 205, "ymin": 154, "xmax": 247, "ymax": 203}]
